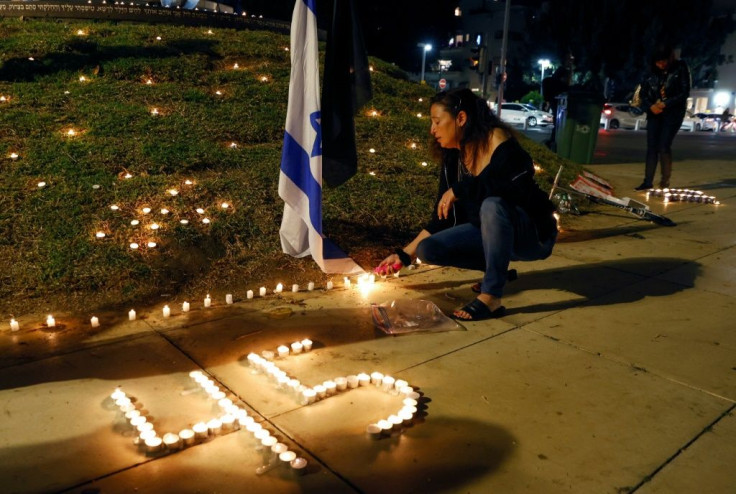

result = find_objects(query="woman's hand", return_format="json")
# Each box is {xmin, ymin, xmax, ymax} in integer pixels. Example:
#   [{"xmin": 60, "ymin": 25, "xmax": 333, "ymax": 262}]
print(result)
[
  {"xmin": 375, "ymin": 253, "xmax": 403, "ymax": 275},
  {"xmin": 437, "ymin": 188, "xmax": 457, "ymax": 220},
  {"xmin": 650, "ymin": 101, "xmax": 665, "ymax": 115}
]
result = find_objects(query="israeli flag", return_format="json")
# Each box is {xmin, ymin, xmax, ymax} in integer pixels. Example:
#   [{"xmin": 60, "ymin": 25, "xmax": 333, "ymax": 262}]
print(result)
[{"xmin": 278, "ymin": 0, "xmax": 364, "ymax": 275}]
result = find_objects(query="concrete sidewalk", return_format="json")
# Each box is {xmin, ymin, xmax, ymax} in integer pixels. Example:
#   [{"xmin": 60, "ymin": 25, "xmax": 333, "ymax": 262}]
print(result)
[{"xmin": 1, "ymin": 160, "xmax": 734, "ymax": 493}]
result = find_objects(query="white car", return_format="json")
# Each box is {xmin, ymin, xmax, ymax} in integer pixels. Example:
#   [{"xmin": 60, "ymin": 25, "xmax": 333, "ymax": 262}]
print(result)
[
  {"xmin": 600, "ymin": 103, "xmax": 647, "ymax": 129},
  {"xmin": 496, "ymin": 103, "xmax": 554, "ymax": 127},
  {"xmin": 679, "ymin": 112, "xmax": 700, "ymax": 132}
]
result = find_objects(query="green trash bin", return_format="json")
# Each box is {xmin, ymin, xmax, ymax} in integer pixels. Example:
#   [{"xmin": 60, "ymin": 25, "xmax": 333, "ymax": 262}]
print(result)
[{"xmin": 555, "ymin": 90, "xmax": 604, "ymax": 164}]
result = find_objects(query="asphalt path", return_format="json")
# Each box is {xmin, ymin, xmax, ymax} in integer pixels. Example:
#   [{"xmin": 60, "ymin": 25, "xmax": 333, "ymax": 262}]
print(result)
[{"xmin": 518, "ymin": 125, "xmax": 736, "ymax": 165}]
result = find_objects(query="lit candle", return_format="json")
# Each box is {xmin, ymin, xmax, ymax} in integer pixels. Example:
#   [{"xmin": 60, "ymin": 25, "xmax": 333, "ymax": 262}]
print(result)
[
  {"xmin": 290, "ymin": 341, "xmax": 303, "ymax": 354},
  {"xmin": 394, "ymin": 379, "xmax": 408, "ymax": 391},
  {"xmin": 377, "ymin": 419, "xmax": 392, "ymax": 436},
  {"xmin": 399, "ymin": 410, "xmax": 414, "ymax": 426},
  {"xmin": 182, "ymin": 301, "xmax": 190, "ymax": 312},
  {"xmin": 277, "ymin": 345, "xmax": 289, "ymax": 358},
  {"xmin": 115, "ymin": 396, "xmax": 131, "ymax": 408},
  {"xmin": 279, "ymin": 450, "xmax": 297, "ymax": 464},
  {"xmin": 130, "ymin": 243, "xmax": 139, "ymax": 250},
  {"xmin": 326, "ymin": 280, "xmax": 333, "ymax": 290},
  {"xmin": 128, "ymin": 309, "xmax": 136, "ymax": 321},
  {"xmin": 46, "ymin": 315, "xmax": 56, "ymax": 328},
  {"xmin": 246, "ymin": 290, "xmax": 254, "ymax": 299},
  {"xmin": 275, "ymin": 283, "xmax": 283, "ymax": 293},
  {"xmin": 207, "ymin": 418, "xmax": 222, "ymax": 436},
  {"xmin": 301, "ymin": 338, "xmax": 313, "ymax": 351},
  {"xmin": 124, "ymin": 409, "xmax": 141, "ymax": 421},
  {"xmin": 346, "ymin": 375, "xmax": 359, "ymax": 389},
  {"xmin": 130, "ymin": 415, "xmax": 147, "ymax": 428},
  {"xmin": 388, "ymin": 414, "xmax": 403, "ymax": 431},
  {"xmin": 307, "ymin": 281, "xmax": 314, "ymax": 291},
  {"xmin": 335, "ymin": 376, "xmax": 348, "ymax": 391},
  {"xmin": 163, "ymin": 432, "xmax": 180, "ymax": 450},
  {"xmin": 366, "ymin": 423, "xmax": 382, "ymax": 439},
  {"xmin": 147, "ymin": 241, "xmax": 157, "ymax": 248},
  {"xmin": 381, "ymin": 375, "xmax": 395, "ymax": 392},
  {"xmin": 150, "ymin": 108, "xmax": 159, "ymax": 116},
  {"xmin": 193, "ymin": 422, "xmax": 208, "ymax": 440},
  {"xmin": 403, "ymin": 397, "xmax": 418, "ymax": 407},
  {"xmin": 292, "ymin": 284, "xmax": 299, "ymax": 292},
  {"xmin": 37, "ymin": 181, "xmax": 46, "ymax": 188},
  {"xmin": 220, "ymin": 414, "xmax": 236, "ymax": 432},
  {"xmin": 370, "ymin": 372, "xmax": 384, "ymax": 385},
  {"xmin": 145, "ymin": 436, "xmax": 163, "ymax": 453},
  {"xmin": 314, "ymin": 385, "xmax": 326, "ymax": 399},
  {"xmin": 357, "ymin": 373, "xmax": 370, "ymax": 386},
  {"xmin": 259, "ymin": 286, "xmax": 266, "ymax": 297},
  {"xmin": 290, "ymin": 457, "xmax": 308, "ymax": 475},
  {"xmin": 162, "ymin": 305, "xmax": 170, "ymax": 318},
  {"xmin": 179, "ymin": 428, "xmax": 195, "ymax": 446},
  {"xmin": 142, "ymin": 207, "xmax": 151, "ymax": 214},
  {"xmin": 9, "ymin": 152, "xmax": 19, "ymax": 160},
  {"xmin": 302, "ymin": 388, "xmax": 316, "ymax": 405},
  {"xmin": 323, "ymin": 380, "xmax": 337, "ymax": 395},
  {"xmin": 90, "ymin": 316, "xmax": 100, "ymax": 328},
  {"xmin": 110, "ymin": 388, "xmax": 125, "ymax": 401},
  {"xmin": 204, "ymin": 294, "xmax": 211, "ymax": 308},
  {"xmin": 344, "ymin": 277, "xmax": 351, "ymax": 288},
  {"xmin": 225, "ymin": 294, "xmax": 233, "ymax": 305},
  {"xmin": 10, "ymin": 318, "xmax": 20, "ymax": 331}
]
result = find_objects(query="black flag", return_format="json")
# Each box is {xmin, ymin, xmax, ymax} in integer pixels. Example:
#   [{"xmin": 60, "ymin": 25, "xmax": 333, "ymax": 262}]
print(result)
[{"xmin": 321, "ymin": 0, "xmax": 372, "ymax": 187}]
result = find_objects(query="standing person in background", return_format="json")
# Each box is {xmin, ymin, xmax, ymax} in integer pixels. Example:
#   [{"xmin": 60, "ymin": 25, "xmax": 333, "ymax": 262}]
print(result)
[
  {"xmin": 542, "ymin": 66, "xmax": 570, "ymax": 150},
  {"xmin": 721, "ymin": 108, "xmax": 731, "ymax": 132},
  {"xmin": 634, "ymin": 44, "xmax": 690, "ymax": 190}
]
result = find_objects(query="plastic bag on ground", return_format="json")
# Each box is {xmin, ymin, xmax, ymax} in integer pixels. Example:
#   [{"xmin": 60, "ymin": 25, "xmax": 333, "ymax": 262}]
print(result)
[{"xmin": 371, "ymin": 299, "xmax": 465, "ymax": 335}]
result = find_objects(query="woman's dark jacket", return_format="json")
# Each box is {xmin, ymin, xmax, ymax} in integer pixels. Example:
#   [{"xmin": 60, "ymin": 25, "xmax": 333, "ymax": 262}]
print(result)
[
  {"xmin": 425, "ymin": 140, "xmax": 557, "ymax": 242},
  {"xmin": 639, "ymin": 59, "xmax": 691, "ymax": 117}
]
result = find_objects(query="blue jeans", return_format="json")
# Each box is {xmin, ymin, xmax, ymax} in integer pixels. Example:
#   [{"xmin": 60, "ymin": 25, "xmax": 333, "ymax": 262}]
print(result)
[{"xmin": 416, "ymin": 197, "xmax": 556, "ymax": 297}]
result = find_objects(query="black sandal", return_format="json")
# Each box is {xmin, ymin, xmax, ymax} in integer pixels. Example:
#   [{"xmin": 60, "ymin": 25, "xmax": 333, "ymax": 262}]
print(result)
[{"xmin": 453, "ymin": 299, "xmax": 506, "ymax": 321}]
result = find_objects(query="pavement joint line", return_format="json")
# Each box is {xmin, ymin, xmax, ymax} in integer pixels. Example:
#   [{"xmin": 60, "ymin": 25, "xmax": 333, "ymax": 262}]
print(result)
[
  {"xmin": 58, "ymin": 456, "xmax": 161, "ymax": 493},
  {"xmin": 628, "ymin": 403, "xmax": 736, "ymax": 493},
  {"xmin": 523, "ymin": 327, "xmax": 736, "ymax": 405},
  {"xmin": 0, "ymin": 330, "xmax": 157, "ymax": 372}
]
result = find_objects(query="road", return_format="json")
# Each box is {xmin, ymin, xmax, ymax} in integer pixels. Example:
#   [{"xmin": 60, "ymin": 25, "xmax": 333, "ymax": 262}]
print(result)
[{"xmin": 518, "ymin": 125, "xmax": 736, "ymax": 165}]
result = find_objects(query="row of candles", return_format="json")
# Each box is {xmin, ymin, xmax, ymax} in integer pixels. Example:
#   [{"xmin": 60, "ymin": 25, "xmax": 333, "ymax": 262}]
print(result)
[
  {"xmin": 247, "ymin": 342, "xmax": 423, "ymax": 439},
  {"xmin": 6, "ymin": 275, "xmax": 380, "ymax": 331},
  {"xmin": 644, "ymin": 188, "xmax": 721, "ymax": 205},
  {"xmin": 110, "ymin": 374, "xmax": 309, "ymax": 473}
]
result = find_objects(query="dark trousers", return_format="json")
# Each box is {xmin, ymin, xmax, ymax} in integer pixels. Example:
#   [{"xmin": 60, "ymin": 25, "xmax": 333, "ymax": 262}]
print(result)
[
  {"xmin": 416, "ymin": 197, "xmax": 556, "ymax": 297},
  {"xmin": 644, "ymin": 110, "xmax": 684, "ymax": 188}
]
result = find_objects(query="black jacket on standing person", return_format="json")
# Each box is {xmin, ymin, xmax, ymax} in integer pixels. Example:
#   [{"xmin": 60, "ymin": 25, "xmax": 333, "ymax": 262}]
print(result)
[{"xmin": 638, "ymin": 59, "xmax": 691, "ymax": 116}]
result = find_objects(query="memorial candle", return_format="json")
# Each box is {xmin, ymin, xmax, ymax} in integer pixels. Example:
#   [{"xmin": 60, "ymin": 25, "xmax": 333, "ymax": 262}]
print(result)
[
  {"xmin": 259, "ymin": 286, "xmax": 266, "ymax": 297},
  {"xmin": 182, "ymin": 301, "xmax": 190, "ymax": 312},
  {"xmin": 90, "ymin": 316, "xmax": 100, "ymax": 328},
  {"xmin": 247, "ymin": 290, "xmax": 254, "ymax": 299},
  {"xmin": 128, "ymin": 309, "xmax": 136, "ymax": 321},
  {"xmin": 162, "ymin": 305, "xmax": 170, "ymax": 318},
  {"xmin": 46, "ymin": 315, "xmax": 56, "ymax": 328},
  {"xmin": 204, "ymin": 294, "xmax": 211, "ymax": 308},
  {"xmin": 226, "ymin": 294, "xmax": 233, "ymax": 305},
  {"xmin": 10, "ymin": 318, "xmax": 19, "ymax": 331}
]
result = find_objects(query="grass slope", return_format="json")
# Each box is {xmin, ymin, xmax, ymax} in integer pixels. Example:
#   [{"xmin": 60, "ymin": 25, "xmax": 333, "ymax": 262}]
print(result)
[{"xmin": 0, "ymin": 18, "xmax": 583, "ymax": 316}]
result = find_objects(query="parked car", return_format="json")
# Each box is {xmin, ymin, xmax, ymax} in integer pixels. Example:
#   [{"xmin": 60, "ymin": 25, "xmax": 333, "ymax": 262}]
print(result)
[
  {"xmin": 600, "ymin": 103, "xmax": 647, "ymax": 129},
  {"xmin": 496, "ymin": 103, "xmax": 554, "ymax": 127},
  {"xmin": 680, "ymin": 112, "xmax": 700, "ymax": 132},
  {"xmin": 693, "ymin": 112, "xmax": 721, "ymax": 131}
]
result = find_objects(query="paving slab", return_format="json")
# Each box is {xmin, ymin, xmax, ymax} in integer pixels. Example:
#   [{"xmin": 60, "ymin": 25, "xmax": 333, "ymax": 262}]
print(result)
[
  {"xmin": 637, "ymin": 407, "xmax": 736, "ymax": 494},
  {"xmin": 67, "ymin": 430, "xmax": 356, "ymax": 494},
  {"xmin": 656, "ymin": 246, "xmax": 736, "ymax": 296},
  {"xmin": 524, "ymin": 277, "xmax": 736, "ymax": 401},
  {"xmin": 0, "ymin": 333, "xmax": 261, "ymax": 494},
  {"xmin": 270, "ymin": 329, "xmax": 730, "ymax": 493}
]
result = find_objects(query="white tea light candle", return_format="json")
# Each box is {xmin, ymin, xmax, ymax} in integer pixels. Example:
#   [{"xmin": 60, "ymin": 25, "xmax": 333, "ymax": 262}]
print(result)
[
  {"xmin": 308, "ymin": 281, "xmax": 315, "ymax": 291},
  {"xmin": 301, "ymin": 338, "xmax": 313, "ymax": 351},
  {"xmin": 259, "ymin": 286, "xmax": 266, "ymax": 297},
  {"xmin": 90, "ymin": 316, "xmax": 100, "ymax": 328},
  {"xmin": 226, "ymin": 294, "xmax": 233, "ymax": 305},
  {"xmin": 46, "ymin": 315, "xmax": 56, "ymax": 328},
  {"xmin": 292, "ymin": 284, "xmax": 299, "ymax": 292},
  {"xmin": 247, "ymin": 290, "xmax": 254, "ymax": 299},
  {"xmin": 10, "ymin": 318, "xmax": 19, "ymax": 331},
  {"xmin": 204, "ymin": 294, "xmax": 211, "ymax": 308},
  {"xmin": 162, "ymin": 305, "xmax": 170, "ymax": 318},
  {"xmin": 128, "ymin": 309, "xmax": 136, "ymax": 321},
  {"xmin": 182, "ymin": 301, "xmax": 190, "ymax": 312}
]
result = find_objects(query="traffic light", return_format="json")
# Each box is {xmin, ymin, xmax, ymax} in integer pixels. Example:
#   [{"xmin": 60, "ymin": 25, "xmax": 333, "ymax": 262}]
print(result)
[{"xmin": 469, "ymin": 46, "xmax": 487, "ymax": 71}]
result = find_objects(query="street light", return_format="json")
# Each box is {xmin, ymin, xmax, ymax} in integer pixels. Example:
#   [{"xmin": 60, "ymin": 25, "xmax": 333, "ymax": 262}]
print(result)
[
  {"xmin": 538, "ymin": 59, "xmax": 551, "ymax": 92},
  {"xmin": 418, "ymin": 43, "xmax": 432, "ymax": 83}
]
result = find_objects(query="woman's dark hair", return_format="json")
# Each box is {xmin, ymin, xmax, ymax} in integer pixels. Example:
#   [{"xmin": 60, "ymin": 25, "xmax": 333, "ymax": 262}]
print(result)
[
  {"xmin": 651, "ymin": 43, "xmax": 675, "ymax": 70},
  {"xmin": 428, "ymin": 88, "xmax": 512, "ymax": 171}
]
